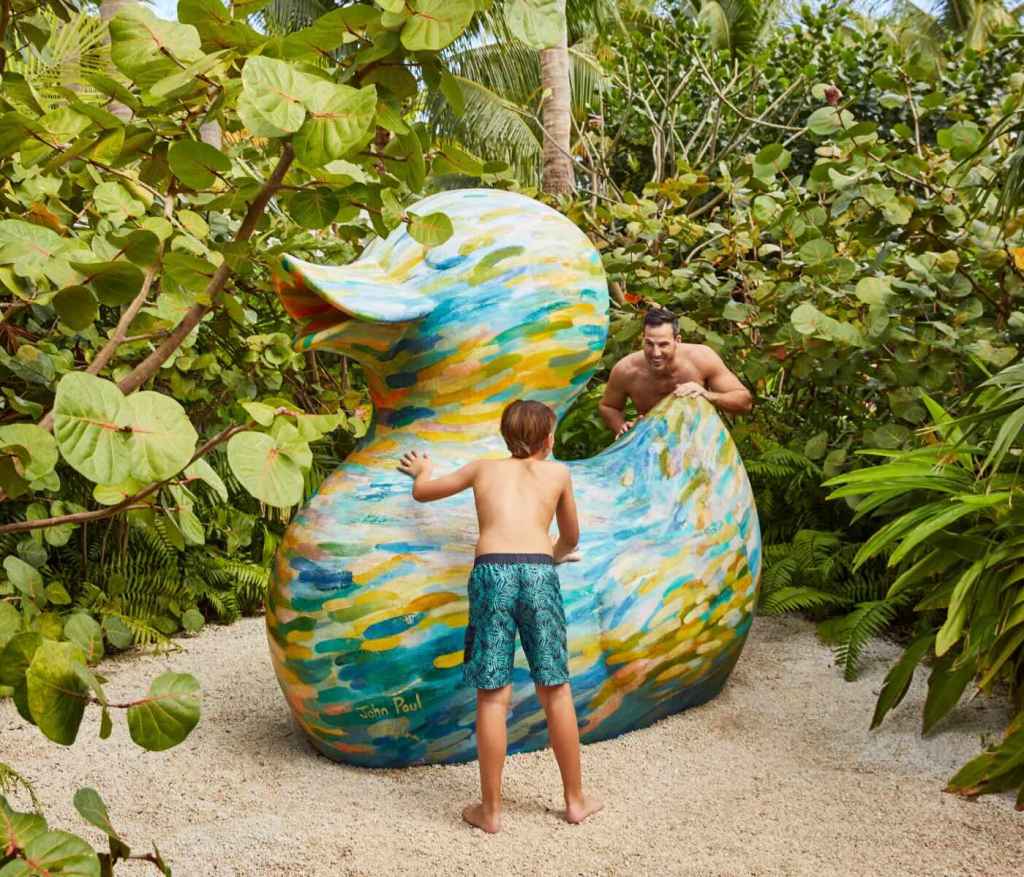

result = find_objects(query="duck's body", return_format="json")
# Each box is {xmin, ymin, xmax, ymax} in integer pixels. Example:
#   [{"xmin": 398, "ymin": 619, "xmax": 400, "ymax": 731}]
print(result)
[{"xmin": 267, "ymin": 189, "xmax": 760, "ymax": 767}]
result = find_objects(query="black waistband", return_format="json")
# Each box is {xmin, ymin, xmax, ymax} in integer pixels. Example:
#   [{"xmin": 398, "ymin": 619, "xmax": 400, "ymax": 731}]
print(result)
[{"xmin": 474, "ymin": 553, "xmax": 554, "ymax": 567}]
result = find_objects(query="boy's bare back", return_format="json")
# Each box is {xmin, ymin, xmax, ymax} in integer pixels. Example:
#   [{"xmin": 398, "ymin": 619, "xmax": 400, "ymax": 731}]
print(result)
[{"xmin": 472, "ymin": 458, "xmax": 575, "ymax": 556}]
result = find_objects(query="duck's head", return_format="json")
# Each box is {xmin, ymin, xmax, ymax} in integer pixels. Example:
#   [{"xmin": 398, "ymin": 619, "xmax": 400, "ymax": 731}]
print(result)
[{"xmin": 275, "ymin": 189, "xmax": 608, "ymax": 443}]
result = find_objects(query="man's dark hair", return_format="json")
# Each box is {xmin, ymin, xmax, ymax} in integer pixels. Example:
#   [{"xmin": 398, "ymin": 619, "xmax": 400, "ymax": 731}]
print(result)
[{"xmin": 643, "ymin": 307, "xmax": 678, "ymax": 335}]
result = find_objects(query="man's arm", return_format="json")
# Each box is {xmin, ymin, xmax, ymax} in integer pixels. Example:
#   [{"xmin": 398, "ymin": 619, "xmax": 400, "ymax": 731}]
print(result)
[
  {"xmin": 397, "ymin": 451, "xmax": 479, "ymax": 502},
  {"xmin": 599, "ymin": 362, "xmax": 635, "ymax": 437},
  {"xmin": 674, "ymin": 346, "xmax": 753, "ymax": 414},
  {"xmin": 553, "ymin": 466, "xmax": 580, "ymax": 562}
]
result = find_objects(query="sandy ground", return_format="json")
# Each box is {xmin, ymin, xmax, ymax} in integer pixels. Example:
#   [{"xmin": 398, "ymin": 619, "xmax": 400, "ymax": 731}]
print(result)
[{"xmin": 3, "ymin": 615, "xmax": 1021, "ymax": 877}]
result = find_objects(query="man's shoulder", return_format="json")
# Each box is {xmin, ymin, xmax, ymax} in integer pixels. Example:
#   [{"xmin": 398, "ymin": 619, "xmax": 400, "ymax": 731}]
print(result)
[
  {"xmin": 680, "ymin": 343, "xmax": 723, "ymax": 367},
  {"xmin": 611, "ymin": 351, "xmax": 645, "ymax": 376}
]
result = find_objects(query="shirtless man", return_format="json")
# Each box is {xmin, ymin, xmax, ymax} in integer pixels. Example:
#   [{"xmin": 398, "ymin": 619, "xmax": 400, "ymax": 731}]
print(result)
[{"xmin": 599, "ymin": 307, "xmax": 753, "ymax": 437}]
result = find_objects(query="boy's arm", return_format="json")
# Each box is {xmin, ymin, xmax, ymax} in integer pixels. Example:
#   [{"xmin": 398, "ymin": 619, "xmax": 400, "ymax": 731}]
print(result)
[
  {"xmin": 398, "ymin": 451, "xmax": 478, "ymax": 502},
  {"xmin": 553, "ymin": 466, "xmax": 580, "ymax": 562}
]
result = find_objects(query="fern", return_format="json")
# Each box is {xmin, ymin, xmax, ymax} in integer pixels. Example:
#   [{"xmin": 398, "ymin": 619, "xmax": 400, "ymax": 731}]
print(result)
[
  {"xmin": 758, "ymin": 526, "xmax": 904, "ymax": 678},
  {"xmin": 0, "ymin": 763, "xmax": 42, "ymax": 813},
  {"xmin": 823, "ymin": 599, "xmax": 904, "ymax": 682}
]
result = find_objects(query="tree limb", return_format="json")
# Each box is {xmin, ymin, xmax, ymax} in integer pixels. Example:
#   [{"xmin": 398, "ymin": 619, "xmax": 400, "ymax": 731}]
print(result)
[
  {"xmin": 0, "ymin": 422, "xmax": 254, "ymax": 535},
  {"xmin": 116, "ymin": 144, "xmax": 295, "ymax": 395}
]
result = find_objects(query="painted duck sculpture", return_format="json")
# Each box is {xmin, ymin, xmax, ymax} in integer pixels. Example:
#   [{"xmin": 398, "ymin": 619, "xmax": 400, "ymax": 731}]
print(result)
[{"xmin": 267, "ymin": 188, "xmax": 761, "ymax": 767}]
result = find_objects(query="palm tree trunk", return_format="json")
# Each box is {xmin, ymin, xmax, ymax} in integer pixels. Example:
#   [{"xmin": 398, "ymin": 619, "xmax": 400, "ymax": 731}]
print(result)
[{"xmin": 539, "ymin": 37, "xmax": 574, "ymax": 195}]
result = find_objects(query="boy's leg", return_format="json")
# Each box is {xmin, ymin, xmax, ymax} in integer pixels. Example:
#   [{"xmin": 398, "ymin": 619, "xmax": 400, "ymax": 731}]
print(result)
[
  {"xmin": 535, "ymin": 683, "xmax": 603, "ymax": 824},
  {"xmin": 464, "ymin": 684, "xmax": 511, "ymax": 833}
]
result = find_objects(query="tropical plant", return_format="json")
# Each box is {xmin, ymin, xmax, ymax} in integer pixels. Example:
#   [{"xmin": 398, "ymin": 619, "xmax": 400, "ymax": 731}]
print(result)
[{"xmin": 825, "ymin": 377, "xmax": 1024, "ymax": 806}]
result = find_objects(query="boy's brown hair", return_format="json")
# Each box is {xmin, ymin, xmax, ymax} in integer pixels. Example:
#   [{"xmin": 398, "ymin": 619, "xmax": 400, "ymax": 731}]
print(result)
[{"xmin": 500, "ymin": 400, "xmax": 556, "ymax": 459}]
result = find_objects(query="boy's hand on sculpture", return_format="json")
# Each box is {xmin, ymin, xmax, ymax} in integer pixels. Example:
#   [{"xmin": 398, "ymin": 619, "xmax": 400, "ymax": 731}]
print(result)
[
  {"xmin": 552, "ymin": 536, "xmax": 581, "ymax": 565},
  {"xmin": 398, "ymin": 449, "xmax": 432, "ymax": 479}
]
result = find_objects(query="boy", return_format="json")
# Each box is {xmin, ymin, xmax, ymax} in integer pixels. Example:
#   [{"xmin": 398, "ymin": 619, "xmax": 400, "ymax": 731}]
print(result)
[{"xmin": 397, "ymin": 399, "xmax": 602, "ymax": 833}]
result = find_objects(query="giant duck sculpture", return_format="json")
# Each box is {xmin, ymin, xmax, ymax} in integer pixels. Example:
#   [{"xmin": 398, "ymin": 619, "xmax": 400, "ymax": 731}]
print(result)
[{"xmin": 267, "ymin": 188, "xmax": 761, "ymax": 767}]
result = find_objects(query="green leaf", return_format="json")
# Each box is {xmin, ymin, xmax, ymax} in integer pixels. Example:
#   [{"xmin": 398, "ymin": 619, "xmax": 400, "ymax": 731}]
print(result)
[
  {"xmin": 937, "ymin": 122, "xmax": 983, "ymax": 159},
  {"xmin": 798, "ymin": 238, "xmax": 835, "ymax": 265},
  {"xmin": 0, "ymin": 425, "xmax": 58, "ymax": 483},
  {"xmin": 68, "ymin": 261, "xmax": 144, "ymax": 307},
  {"xmin": 922, "ymin": 652, "xmax": 976, "ymax": 735},
  {"xmin": 0, "ymin": 601, "xmax": 20, "ymax": 649},
  {"xmin": 45, "ymin": 582, "xmax": 71, "ymax": 604},
  {"xmin": 241, "ymin": 401, "xmax": 277, "ymax": 426},
  {"xmin": 163, "ymin": 252, "xmax": 217, "ymax": 299},
  {"xmin": 803, "ymin": 432, "xmax": 828, "ymax": 460},
  {"xmin": 26, "ymin": 640, "xmax": 89, "ymax": 746},
  {"xmin": 3, "ymin": 389, "xmax": 44, "ymax": 420},
  {"xmin": 108, "ymin": 230, "xmax": 160, "ymax": 266},
  {"xmin": 53, "ymin": 286, "xmax": 99, "ymax": 330},
  {"xmin": 871, "ymin": 633, "xmax": 935, "ymax": 729},
  {"xmin": 177, "ymin": 506, "xmax": 205, "ymax": 546},
  {"xmin": 0, "ymin": 632, "xmax": 42, "ymax": 722},
  {"xmin": 4, "ymin": 556, "xmax": 44, "ymax": 602},
  {"xmin": 293, "ymin": 84, "xmax": 377, "ymax": 168},
  {"xmin": 286, "ymin": 188, "xmax": 341, "ymax": 229},
  {"xmin": 791, "ymin": 302, "xmax": 824, "ymax": 335},
  {"xmin": 0, "ymin": 829, "xmax": 101, "ymax": 876},
  {"xmin": 92, "ymin": 479, "xmax": 143, "ymax": 506},
  {"xmin": 168, "ymin": 140, "xmax": 231, "ymax": 189},
  {"xmin": 177, "ymin": 210, "xmax": 209, "ymax": 239},
  {"xmin": 407, "ymin": 211, "xmax": 454, "ymax": 247},
  {"xmin": 238, "ymin": 56, "xmax": 308, "ymax": 138},
  {"xmin": 93, "ymin": 183, "xmax": 145, "ymax": 224},
  {"xmin": 505, "ymin": 0, "xmax": 565, "ymax": 49},
  {"xmin": 0, "ymin": 796, "xmax": 47, "ymax": 855},
  {"xmin": 227, "ymin": 431, "xmax": 304, "ymax": 508},
  {"xmin": 182, "ymin": 608, "xmax": 204, "ymax": 634},
  {"xmin": 753, "ymin": 143, "xmax": 791, "ymax": 177},
  {"xmin": 854, "ymin": 276, "xmax": 892, "ymax": 305},
  {"xmin": 73, "ymin": 789, "xmax": 122, "ymax": 841},
  {"xmin": 184, "ymin": 458, "xmax": 228, "ymax": 502},
  {"xmin": 102, "ymin": 615, "xmax": 133, "ymax": 650},
  {"xmin": 126, "ymin": 672, "xmax": 201, "ymax": 751},
  {"xmin": 99, "ymin": 706, "xmax": 112, "ymax": 739},
  {"xmin": 375, "ymin": 101, "xmax": 410, "ymax": 135},
  {"xmin": 64, "ymin": 614, "xmax": 105, "ymax": 665},
  {"xmin": 806, "ymin": 106, "xmax": 855, "ymax": 137},
  {"xmin": 439, "ymin": 70, "xmax": 465, "ymax": 117},
  {"xmin": 401, "ymin": 0, "xmax": 474, "ymax": 51},
  {"xmin": 53, "ymin": 373, "xmax": 133, "ymax": 485},
  {"xmin": 109, "ymin": 6, "xmax": 203, "ymax": 91},
  {"xmin": 124, "ymin": 391, "xmax": 198, "ymax": 483},
  {"xmin": 0, "ymin": 220, "xmax": 75, "ymax": 284}
]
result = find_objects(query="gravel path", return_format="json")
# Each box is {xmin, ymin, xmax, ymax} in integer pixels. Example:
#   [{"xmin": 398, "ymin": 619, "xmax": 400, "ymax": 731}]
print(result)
[{"xmin": 3, "ymin": 615, "xmax": 1021, "ymax": 876}]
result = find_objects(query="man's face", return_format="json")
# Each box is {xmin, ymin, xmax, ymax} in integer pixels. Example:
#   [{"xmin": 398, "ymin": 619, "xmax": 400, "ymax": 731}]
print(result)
[{"xmin": 642, "ymin": 323, "xmax": 678, "ymax": 373}]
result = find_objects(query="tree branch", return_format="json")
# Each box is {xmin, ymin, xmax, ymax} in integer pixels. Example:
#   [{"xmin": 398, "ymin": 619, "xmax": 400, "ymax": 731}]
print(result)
[
  {"xmin": 0, "ymin": 421, "xmax": 253, "ymax": 535},
  {"xmin": 115, "ymin": 144, "xmax": 295, "ymax": 395}
]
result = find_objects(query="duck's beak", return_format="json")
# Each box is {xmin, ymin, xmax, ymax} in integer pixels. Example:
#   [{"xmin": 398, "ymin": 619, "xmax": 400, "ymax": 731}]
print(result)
[{"xmin": 274, "ymin": 254, "xmax": 436, "ymax": 353}]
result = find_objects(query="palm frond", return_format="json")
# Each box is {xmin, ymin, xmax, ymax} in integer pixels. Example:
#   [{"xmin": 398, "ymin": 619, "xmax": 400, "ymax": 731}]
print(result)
[
  {"xmin": 8, "ymin": 11, "xmax": 111, "ymax": 113},
  {"xmin": 426, "ymin": 74, "xmax": 542, "ymax": 184}
]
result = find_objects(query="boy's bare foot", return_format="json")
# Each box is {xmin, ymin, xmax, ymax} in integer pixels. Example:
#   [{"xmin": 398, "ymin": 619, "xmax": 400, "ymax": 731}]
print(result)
[
  {"xmin": 564, "ymin": 796, "xmax": 603, "ymax": 824},
  {"xmin": 462, "ymin": 803, "xmax": 501, "ymax": 834}
]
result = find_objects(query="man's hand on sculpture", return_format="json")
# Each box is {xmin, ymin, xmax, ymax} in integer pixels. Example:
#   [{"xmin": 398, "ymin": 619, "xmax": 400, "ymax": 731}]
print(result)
[
  {"xmin": 673, "ymin": 381, "xmax": 710, "ymax": 400},
  {"xmin": 397, "ymin": 449, "xmax": 432, "ymax": 478}
]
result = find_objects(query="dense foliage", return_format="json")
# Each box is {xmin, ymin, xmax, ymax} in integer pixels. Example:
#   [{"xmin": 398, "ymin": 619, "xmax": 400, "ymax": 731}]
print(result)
[
  {"xmin": 2, "ymin": 0, "xmax": 1024, "ymax": 842},
  {"xmin": 554, "ymin": 4, "xmax": 1024, "ymax": 804}
]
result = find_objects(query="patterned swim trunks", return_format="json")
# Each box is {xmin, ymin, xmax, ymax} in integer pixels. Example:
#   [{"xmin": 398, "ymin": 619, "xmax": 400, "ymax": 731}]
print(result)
[{"xmin": 463, "ymin": 553, "xmax": 569, "ymax": 690}]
